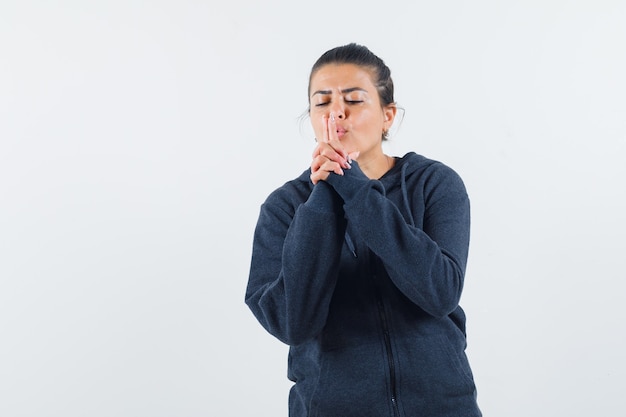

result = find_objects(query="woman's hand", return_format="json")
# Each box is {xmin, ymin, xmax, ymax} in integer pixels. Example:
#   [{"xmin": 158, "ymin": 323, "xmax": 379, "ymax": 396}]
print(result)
[{"xmin": 310, "ymin": 113, "xmax": 359, "ymax": 185}]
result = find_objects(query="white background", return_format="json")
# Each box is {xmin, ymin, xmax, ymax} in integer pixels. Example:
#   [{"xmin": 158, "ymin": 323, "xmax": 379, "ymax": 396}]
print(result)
[{"xmin": 1, "ymin": 1, "xmax": 625, "ymax": 416}]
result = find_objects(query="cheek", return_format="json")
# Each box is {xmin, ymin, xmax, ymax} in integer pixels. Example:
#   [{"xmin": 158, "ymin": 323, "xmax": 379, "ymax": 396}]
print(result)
[
  {"xmin": 310, "ymin": 114, "xmax": 325, "ymax": 134},
  {"xmin": 365, "ymin": 111, "xmax": 385, "ymax": 129}
]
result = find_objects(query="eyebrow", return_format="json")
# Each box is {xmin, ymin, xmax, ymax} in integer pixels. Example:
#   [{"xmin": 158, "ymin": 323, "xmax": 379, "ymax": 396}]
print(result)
[{"xmin": 310, "ymin": 87, "xmax": 368, "ymax": 97}]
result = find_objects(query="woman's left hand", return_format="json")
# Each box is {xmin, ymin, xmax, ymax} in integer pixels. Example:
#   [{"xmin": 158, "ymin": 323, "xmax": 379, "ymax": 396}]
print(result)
[{"xmin": 310, "ymin": 113, "xmax": 359, "ymax": 185}]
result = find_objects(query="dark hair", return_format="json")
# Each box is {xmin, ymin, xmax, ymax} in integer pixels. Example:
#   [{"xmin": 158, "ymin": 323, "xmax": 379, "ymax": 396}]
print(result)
[{"xmin": 308, "ymin": 43, "xmax": 395, "ymax": 108}]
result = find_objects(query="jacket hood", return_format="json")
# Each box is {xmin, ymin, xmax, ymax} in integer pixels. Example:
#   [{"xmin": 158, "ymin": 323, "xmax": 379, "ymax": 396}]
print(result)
[
  {"xmin": 296, "ymin": 152, "xmax": 428, "ymax": 186},
  {"xmin": 296, "ymin": 152, "xmax": 433, "ymax": 228}
]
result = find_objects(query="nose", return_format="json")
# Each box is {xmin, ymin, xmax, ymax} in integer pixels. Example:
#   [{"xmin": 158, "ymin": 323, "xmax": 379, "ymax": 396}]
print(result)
[{"xmin": 329, "ymin": 101, "xmax": 346, "ymax": 119}]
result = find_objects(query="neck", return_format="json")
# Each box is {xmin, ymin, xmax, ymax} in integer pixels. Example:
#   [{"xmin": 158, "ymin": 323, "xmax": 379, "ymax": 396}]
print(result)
[{"xmin": 358, "ymin": 152, "xmax": 394, "ymax": 179}]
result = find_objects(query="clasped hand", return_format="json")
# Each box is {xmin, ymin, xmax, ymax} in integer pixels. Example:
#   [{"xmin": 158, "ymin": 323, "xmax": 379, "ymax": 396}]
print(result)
[{"xmin": 310, "ymin": 113, "xmax": 360, "ymax": 185}]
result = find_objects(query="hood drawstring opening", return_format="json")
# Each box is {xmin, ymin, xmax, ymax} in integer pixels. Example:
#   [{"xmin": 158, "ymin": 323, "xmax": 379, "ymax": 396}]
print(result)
[
  {"xmin": 345, "ymin": 231, "xmax": 357, "ymax": 258},
  {"xmin": 400, "ymin": 162, "xmax": 416, "ymax": 228}
]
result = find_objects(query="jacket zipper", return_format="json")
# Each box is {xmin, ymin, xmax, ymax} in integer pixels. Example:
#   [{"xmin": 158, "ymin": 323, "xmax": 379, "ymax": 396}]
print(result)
[{"xmin": 371, "ymin": 253, "xmax": 400, "ymax": 417}]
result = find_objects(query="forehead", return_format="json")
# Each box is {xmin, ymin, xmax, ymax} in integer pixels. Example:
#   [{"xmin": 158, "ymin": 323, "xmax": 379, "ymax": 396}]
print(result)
[{"xmin": 310, "ymin": 64, "xmax": 376, "ymax": 92}]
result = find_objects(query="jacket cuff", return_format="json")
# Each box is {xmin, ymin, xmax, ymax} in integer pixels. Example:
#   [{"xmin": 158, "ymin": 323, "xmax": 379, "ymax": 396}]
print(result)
[
  {"xmin": 326, "ymin": 161, "xmax": 384, "ymax": 203},
  {"xmin": 304, "ymin": 181, "xmax": 343, "ymax": 213}
]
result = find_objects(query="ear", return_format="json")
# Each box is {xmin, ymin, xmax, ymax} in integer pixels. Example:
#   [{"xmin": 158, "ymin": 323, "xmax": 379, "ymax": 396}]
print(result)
[{"xmin": 383, "ymin": 104, "xmax": 397, "ymax": 131}]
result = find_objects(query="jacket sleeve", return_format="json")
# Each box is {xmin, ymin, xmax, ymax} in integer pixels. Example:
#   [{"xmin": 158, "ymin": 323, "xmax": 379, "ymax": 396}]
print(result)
[
  {"xmin": 326, "ymin": 161, "xmax": 470, "ymax": 318},
  {"xmin": 245, "ymin": 181, "xmax": 346, "ymax": 345}
]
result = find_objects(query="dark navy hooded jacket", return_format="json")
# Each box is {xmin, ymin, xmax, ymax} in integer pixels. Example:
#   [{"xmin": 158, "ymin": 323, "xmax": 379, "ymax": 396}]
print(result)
[{"xmin": 246, "ymin": 152, "xmax": 481, "ymax": 417}]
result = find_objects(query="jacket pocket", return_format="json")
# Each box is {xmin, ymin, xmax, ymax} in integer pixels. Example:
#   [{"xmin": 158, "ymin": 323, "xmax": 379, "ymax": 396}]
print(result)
[
  {"xmin": 397, "ymin": 334, "xmax": 476, "ymax": 399},
  {"xmin": 309, "ymin": 343, "xmax": 390, "ymax": 417}
]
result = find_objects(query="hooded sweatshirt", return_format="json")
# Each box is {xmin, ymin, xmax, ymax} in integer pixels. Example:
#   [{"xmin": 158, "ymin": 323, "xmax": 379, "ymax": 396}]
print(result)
[{"xmin": 245, "ymin": 152, "xmax": 481, "ymax": 417}]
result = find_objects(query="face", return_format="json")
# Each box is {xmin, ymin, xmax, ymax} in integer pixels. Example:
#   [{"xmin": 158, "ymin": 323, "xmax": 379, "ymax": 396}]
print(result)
[{"xmin": 309, "ymin": 64, "xmax": 396, "ymax": 158}]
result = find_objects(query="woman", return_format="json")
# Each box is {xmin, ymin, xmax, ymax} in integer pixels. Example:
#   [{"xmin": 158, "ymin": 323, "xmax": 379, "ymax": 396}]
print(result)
[{"xmin": 245, "ymin": 43, "xmax": 482, "ymax": 417}]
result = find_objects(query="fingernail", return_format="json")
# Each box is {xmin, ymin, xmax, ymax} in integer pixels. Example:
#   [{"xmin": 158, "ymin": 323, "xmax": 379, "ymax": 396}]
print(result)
[{"xmin": 330, "ymin": 113, "xmax": 335, "ymax": 123}]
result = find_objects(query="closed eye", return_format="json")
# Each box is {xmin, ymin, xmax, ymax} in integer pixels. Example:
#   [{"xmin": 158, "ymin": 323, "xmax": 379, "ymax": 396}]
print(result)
[{"xmin": 314, "ymin": 99, "xmax": 363, "ymax": 107}]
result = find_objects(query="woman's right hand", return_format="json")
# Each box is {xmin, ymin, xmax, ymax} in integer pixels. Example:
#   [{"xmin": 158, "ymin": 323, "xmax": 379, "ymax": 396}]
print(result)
[{"xmin": 310, "ymin": 113, "xmax": 358, "ymax": 185}]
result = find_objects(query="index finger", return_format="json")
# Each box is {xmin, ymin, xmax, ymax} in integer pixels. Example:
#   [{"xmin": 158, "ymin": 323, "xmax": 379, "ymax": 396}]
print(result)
[
  {"xmin": 321, "ymin": 115, "xmax": 330, "ymax": 143},
  {"xmin": 327, "ymin": 113, "xmax": 348, "ymax": 160}
]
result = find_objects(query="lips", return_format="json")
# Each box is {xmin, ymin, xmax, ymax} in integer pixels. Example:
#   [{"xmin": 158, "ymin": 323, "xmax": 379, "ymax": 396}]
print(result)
[{"xmin": 336, "ymin": 127, "xmax": 347, "ymax": 138}]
